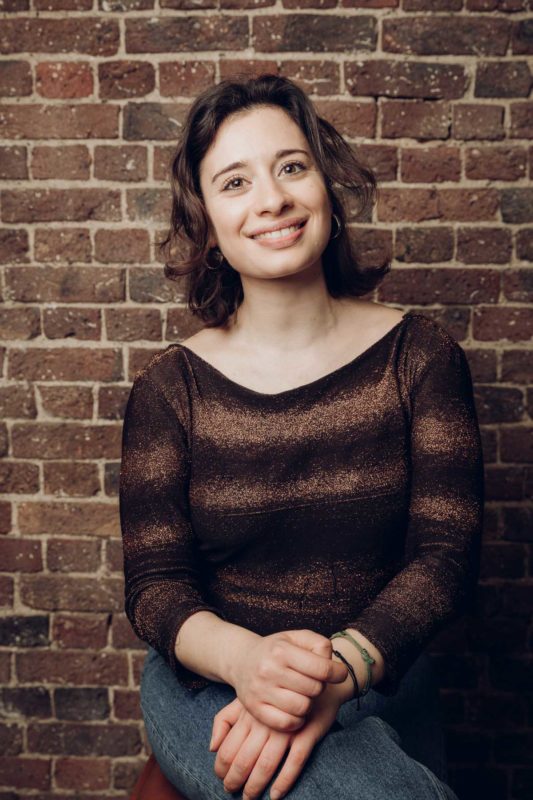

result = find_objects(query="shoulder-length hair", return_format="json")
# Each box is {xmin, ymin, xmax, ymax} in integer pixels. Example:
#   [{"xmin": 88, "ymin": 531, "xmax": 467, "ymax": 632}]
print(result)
[{"xmin": 160, "ymin": 73, "xmax": 391, "ymax": 328}]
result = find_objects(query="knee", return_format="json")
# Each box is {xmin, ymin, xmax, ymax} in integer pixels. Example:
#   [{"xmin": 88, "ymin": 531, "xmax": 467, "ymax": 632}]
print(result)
[{"xmin": 358, "ymin": 715, "xmax": 402, "ymax": 748}]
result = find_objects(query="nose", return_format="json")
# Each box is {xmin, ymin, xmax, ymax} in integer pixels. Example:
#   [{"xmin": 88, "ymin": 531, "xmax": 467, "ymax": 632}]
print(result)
[{"xmin": 254, "ymin": 172, "xmax": 293, "ymax": 215}]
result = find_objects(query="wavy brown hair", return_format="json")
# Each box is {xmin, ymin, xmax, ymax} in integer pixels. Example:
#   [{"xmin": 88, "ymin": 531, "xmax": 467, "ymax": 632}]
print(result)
[{"xmin": 159, "ymin": 73, "xmax": 391, "ymax": 327}]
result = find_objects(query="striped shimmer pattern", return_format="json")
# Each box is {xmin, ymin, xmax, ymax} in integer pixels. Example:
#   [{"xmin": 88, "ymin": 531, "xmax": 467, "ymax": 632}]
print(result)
[{"xmin": 119, "ymin": 311, "xmax": 485, "ymax": 695}]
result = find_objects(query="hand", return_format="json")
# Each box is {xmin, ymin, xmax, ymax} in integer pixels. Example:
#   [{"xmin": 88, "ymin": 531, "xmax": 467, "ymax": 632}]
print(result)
[
  {"xmin": 231, "ymin": 629, "xmax": 348, "ymax": 732},
  {"xmin": 210, "ymin": 683, "xmax": 344, "ymax": 799}
]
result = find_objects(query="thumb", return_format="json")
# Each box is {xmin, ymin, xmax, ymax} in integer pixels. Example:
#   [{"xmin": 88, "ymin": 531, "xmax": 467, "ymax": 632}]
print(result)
[
  {"xmin": 209, "ymin": 697, "xmax": 241, "ymax": 752},
  {"xmin": 286, "ymin": 630, "xmax": 348, "ymax": 684}
]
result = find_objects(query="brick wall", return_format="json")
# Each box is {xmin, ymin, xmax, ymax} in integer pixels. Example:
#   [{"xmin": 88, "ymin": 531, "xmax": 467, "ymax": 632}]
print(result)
[{"xmin": 0, "ymin": 1, "xmax": 532, "ymax": 798}]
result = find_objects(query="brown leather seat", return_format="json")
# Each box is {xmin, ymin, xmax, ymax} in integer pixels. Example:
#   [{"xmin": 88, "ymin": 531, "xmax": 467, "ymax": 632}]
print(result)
[{"xmin": 130, "ymin": 753, "xmax": 190, "ymax": 800}]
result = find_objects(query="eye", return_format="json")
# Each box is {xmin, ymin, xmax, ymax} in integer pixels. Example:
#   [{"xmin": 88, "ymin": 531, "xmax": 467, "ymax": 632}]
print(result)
[
  {"xmin": 281, "ymin": 160, "xmax": 307, "ymax": 175},
  {"xmin": 221, "ymin": 175, "xmax": 246, "ymax": 192}
]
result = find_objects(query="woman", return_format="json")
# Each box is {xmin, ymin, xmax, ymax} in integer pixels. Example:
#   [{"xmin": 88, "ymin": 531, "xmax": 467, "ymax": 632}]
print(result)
[{"xmin": 119, "ymin": 74, "xmax": 484, "ymax": 800}]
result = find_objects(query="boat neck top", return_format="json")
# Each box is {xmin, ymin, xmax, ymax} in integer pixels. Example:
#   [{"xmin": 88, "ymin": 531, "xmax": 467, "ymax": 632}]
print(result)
[{"xmin": 119, "ymin": 310, "xmax": 485, "ymax": 695}]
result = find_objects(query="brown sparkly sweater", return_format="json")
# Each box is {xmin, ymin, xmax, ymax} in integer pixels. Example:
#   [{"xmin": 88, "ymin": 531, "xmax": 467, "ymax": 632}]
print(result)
[{"xmin": 119, "ymin": 311, "xmax": 485, "ymax": 695}]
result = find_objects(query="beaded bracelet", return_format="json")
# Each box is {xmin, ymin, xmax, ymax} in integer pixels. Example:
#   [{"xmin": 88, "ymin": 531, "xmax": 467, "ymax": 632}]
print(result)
[
  {"xmin": 331, "ymin": 648, "xmax": 362, "ymax": 710},
  {"xmin": 330, "ymin": 630, "xmax": 376, "ymax": 699}
]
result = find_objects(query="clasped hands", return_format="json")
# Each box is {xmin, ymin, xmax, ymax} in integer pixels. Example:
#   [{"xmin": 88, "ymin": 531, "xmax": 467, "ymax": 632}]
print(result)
[{"xmin": 209, "ymin": 629, "xmax": 350, "ymax": 800}]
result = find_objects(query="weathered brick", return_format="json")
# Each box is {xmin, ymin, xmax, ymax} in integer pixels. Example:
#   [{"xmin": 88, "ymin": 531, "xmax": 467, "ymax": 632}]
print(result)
[
  {"xmin": 36, "ymin": 0, "xmax": 93, "ymax": 7},
  {"xmin": 105, "ymin": 308, "xmax": 161, "ymax": 344},
  {"xmin": 381, "ymin": 100, "xmax": 450, "ymax": 139},
  {"xmin": 0, "ymin": 228, "xmax": 28, "ymax": 263},
  {"xmin": 381, "ymin": 266, "xmax": 499, "ymax": 305},
  {"xmin": 280, "ymin": 60, "xmax": 340, "ymax": 95},
  {"xmin": 0, "ymin": 615, "xmax": 48, "ymax": 646},
  {"xmin": 395, "ymin": 227, "xmax": 453, "ymax": 263},
  {"xmin": 0, "ymin": 307, "xmax": 40, "ymax": 340},
  {"xmin": 502, "ymin": 269, "xmax": 533, "ymax": 303},
  {"xmin": 18, "ymin": 500, "xmax": 119, "ymax": 536},
  {"xmin": 510, "ymin": 102, "xmax": 533, "ymax": 138},
  {"xmin": 113, "ymin": 689, "xmax": 142, "ymax": 720},
  {"xmin": 42, "ymin": 307, "xmax": 101, "ymax": 340},
  {"xmin": 34, "ymin": 228, "xmax": 92, "ymax": 263},
  {"xmin": 113, "ymin": 758, "xmax": 146, "ymax": 792},
  {"xmin": 0, "ymin": 722, "xmax": 22, "ymax": 756},
  {"xmin": 12, "ymin": 422, "xmax": 121, "ymax": 459},
  {"xmin": 0, "ymin": 104, "xmax": 118, "ymax": 139},
  {"xmin": 123, "ymin": 101, "xmax": 188, "ymax": 140},
  {"xmin": 438, "ymin": 188, "xmax": 499, "ymax": 221},
  {"xmin": 511, "ymin": 18, "xmax": 533, "ymax": 55},
  {"xmin": 401, "ymin": 146, "xmax": 460, "ymax": 182},
  {"xmin": 452, "ymin": 104, "xmax": 505, "ymax": 140},
  {"xmin": 0, "ymin": 757, "xmax": 50, "ymax": 790},
  {"xmin": 1, "ymin": 189, "xmax": 121, "ymax": 223},
  {"xmin": 383, "ymin": 16, "xmax": 511, "ymax": 56},
  {"xmin": 346, "ymin": 60, "xmax": 466, "ymax": 100},
  {"xmin": 8, "ymin": 348, "xmax": 122, "ymax": 382},
  {"xmin": 312, "ymin": 99, "xmax": 376, "ymax": 138},
  {"xmin": 0, "ymin": 385, "xmax": 35, "ymax": 419},
  {"xmin": 32, "ymin": 146, "xmax": 91, "ymax": 181},
  {"xmin": 501, "ymin": 350, "xmax": 533, "ymax": 384},
  {"xmin": 0, "ymin": 146, "xmax": 27, "ymax": 179},
  {"xmin": 99, "ymin": 0, "xmax": 153, "ymax": 8},
  {"xmin": 5, "ymin": 266, "xmax": 125, "ymax": 303},
  {"xmin": 159, "ymin": 60, "xmax": 215, "ymax": 98},
  {"xmin": 47, "ymin": 538, "xmax": 101, "ymax": 572},
  {"xmin": 0, "ymin": 503, "xmax": 12, "ymax": 535},
  {"xmin": 39, "ymin": 385, "xmax": 93, "ymax": 419},
  {"xmin": 104, "ymin": 461, "xmax": 120, "ymax": 497},
  {"xmin": 27, "ymin": 720, "xmax": 141, "ymax": 756},
  {"xmin": 55, "ymin": 756, "xmax": 111, "ymax": 791},
  {"xmin": 0, "ymin": 687, "xmax": 51, "ymax": 718},
  {"xmin": 219, "ymin": 58, "xmax": 277, "ymax": 83},
  {"xmin": 126, "ymin": 188, "xmax": 171, "ymax": 221},
  {"xmin": 501, "ymin": 189, "xmax": 533, "ymax": 223},
  {"xmin": 465, "ymin": 145, "xmax": 526, "ymax": 181},
  {"xmin": 52, "ymin": 614, "xmax": 109, "ymax": 651},
  {"xmin": 94, "ymin": 145, "xmax": 147, "ymax": 182},
  {"xmin": 98, "ymin": 60, "xmax": 155, "ymax": 100},
  {"xmin": 19, "ymin": 576, "xmax": 124, "ymax": 613},
  {"xmin": 98, "ymin": 386, "xmax": 130, "ymax": 421},
  {"xmin": 36, "ymin": 61, "xmax": 93, "ymax": 99},
  {"xmin": 501, "ymin": 427, "xmax": 533, "ymax": 463},
  {"xmin": 126, "ymin": 16, "xmax": 249, "ymax": 53},
  {"xmin": 0, "ymin": 462, "xmax": 39, "ymax": 494},
  {"xmin": 0, "ymin": 19, "xmax": 119, "ymax": 56},
  {"xmin": 516, "ymin": 229, "xmax": 533, "ymax": 261},
  {"xmin": 475, "ymin": 386, "xmax": 525, "ymax": 424},
  {"xmin": 94, "ymin": 229, "xmax": 150, "ymax": 263},
  {"xmin": 44, "ymin": 462, "xmax": 100, "ymax": 497},
  {"xmin": 153, "ymin": 144, "xmax": 177, "ymax": 181},
  {"xmin": 475, "ymin": 60, "xmax": 532, "ymax": 97},
  {"xmin": 112, "ymin": 613, "xmax": 143, "ymax": 649},
  {"xmin": 456, "ymin": 227, "xmax": 512, "ymax": 263},
  {"xmin": 0, "ymin": 60, "xmax": 32, "ymax": 96},
  {"xmin": 129, "ymin": 267, "xmax": 183, "ymax": 303},
  {"xmin": 253, "ymin": 14, "xmax": 375, "ymax": 52}
]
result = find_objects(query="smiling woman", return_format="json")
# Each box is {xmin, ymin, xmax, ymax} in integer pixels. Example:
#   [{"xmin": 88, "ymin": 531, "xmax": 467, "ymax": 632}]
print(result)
[{"xmin": 120, "ymin": 74, "xmax": 484, "ymax": 800}]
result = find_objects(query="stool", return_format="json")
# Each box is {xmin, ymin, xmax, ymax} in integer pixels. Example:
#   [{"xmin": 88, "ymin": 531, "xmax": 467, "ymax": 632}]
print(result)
[{"xmin": 130, "ymin": 753, "xmax": 190, "ymax": 800}]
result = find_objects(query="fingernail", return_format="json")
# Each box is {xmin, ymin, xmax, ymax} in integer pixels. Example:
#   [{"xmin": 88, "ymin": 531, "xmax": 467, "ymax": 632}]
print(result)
[{"xmin": 270, "ymin": 791, "xmax": 281, "ymax": 800}]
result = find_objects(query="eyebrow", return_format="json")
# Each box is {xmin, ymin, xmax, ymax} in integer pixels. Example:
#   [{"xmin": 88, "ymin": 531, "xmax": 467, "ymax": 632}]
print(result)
[{"xmin": 211, "ymin": 149, "xmax": 310, "ymax": 185}]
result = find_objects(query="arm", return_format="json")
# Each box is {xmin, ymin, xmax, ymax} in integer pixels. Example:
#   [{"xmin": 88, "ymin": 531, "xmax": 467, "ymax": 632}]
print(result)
[{"xmin": 340, "ymin": 332, "xmax": 485, "ymax": 696}]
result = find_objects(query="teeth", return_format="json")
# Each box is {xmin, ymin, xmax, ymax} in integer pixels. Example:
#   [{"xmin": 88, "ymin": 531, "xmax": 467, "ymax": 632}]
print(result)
[{"xmin": 254, "ymin": 223, "xmax": 303, "ymax": 240}]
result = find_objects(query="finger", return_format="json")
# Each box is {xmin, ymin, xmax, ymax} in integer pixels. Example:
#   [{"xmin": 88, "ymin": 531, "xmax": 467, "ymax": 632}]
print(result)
[
  {"xmin": 210, "ymin": 697, "xmax": 242, "ymax": 751},
  {"xmin": 269, "ymin": 732, "xmax": 316, "ymax": 800},
  {"xmin": 222, "ymin": 726, "xmax": 270, "ymax": 794},
  {"xmin": 275, "ymin": 666, "xmax": 324, "ymax": 700},
  {"xmin": 281, "ymin": 641, "xmax": 348, "ymax": 686},
  {"xmin": 214, "ymin": 716, "xmax": 251, "ymax": 781},
  {"xmin": 252, "ymin": 701, "xmax": 308, "ymax": 734},
  {"xmin": 242, "ymin": 730, "xmax": 291, "ymax": 800}
]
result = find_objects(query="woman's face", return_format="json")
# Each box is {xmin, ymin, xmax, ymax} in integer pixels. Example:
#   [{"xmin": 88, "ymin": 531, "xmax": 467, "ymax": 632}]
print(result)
[{"xmin": 198, "ymin": 105, "xmax": 333, "ymax": 281}]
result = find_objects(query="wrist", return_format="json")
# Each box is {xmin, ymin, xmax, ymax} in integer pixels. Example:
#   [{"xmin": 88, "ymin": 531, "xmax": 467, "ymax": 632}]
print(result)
[{"xmin": 222, "ymin": 625, "xmax": 262, "ymax": 688}]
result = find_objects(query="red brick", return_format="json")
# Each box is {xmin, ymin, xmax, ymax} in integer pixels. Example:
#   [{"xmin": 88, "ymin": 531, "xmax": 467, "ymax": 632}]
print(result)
[
  {"xmin": 5, "ymin": 266, "xmax": 124, "ymax": 303},
  {"xmin": 94, "ymin": 229, "xmax": 150, "ymax": 263},
  {"xmin": 0, "ymin": 307, "xmax": 40, "ymax": 340},
  {"xmin": 501, "ymin": 188, "xmax": 533, "ymax": 224},
  {"xmin": 395, "ymin": 227, "xmax": 453, "ymax": 263},
  {"xmin": 0, "ymin": 104, "xmax": 118, "ymax": 139},
  {"xmin": 501, "ymin": 350, "xmax": 533, "ymax": 384},
  {"xmin": 346, "ymin": 60, "xmax": 466, "ymax": 100},
  {"xmin": 457, "ymin": 227, "xmax": 512, "ymax": 264},
  {"xmin": 123, "ymin": 101, "xmax": 189, "ymax": 140},
  {"xmin": 126, "ymin": 188, "xmax": 171, "ymax": 222},
  {"xmin": 159, "ymin": 60, "xmax": 216, "ymax": 97},
  {"xmin": 112, "ymin": 613, "xmax": 144, "ymax": 650},
  {"xmin": 313, "ymin": 99, "xmax": 376, "ymax": 139},
  {"xmin": 35, "ymin": 0, "xmax": 93, "ymax": 6},
  {"xmin": 32, "ymin": 145, "xmax": 91, "ymax": 180},
  {"xmin": 382, "ymin": 100, "xmax": 450, "ymax": 139},
  {"xmin": 501, "ymin": 428, "xmax": 533, "ymax": 463},
  {"xmin": 1, "ymin": 189, "xmax": 121, "ymax": 223},
  {"xmin": 39, "ymin": 385, "xmax": 93, "ymax": 420},
  {"xmin": 0, "ymin": 652, "xmax": 11, "ymax": 683},
  {"xmin": 17, "ymin": 648, "xmax": 128, "ymax": 684},
  {"xmin": 516, "ymin": 229, "xmax": 533, "ymax": 262},
  {"xmin": 105, "ymin": 539, "xmax": 125, "ymax": 573},
  {"xmin": 12, "ymin": 422, "xmax": 121, "ymax": 459},
  {"xmin": 0, "ymin": 19, "xmax": 119, "ymax": 56},
  {"xmin": 47, "ymin": 538, "xmax": 101, "ymax": 572},
  {"xmin": 36, "ymin": 61, "xmax": 93, "ymax": 98},
  {"xmin": 55, "ymin": 757, "xmax": 111, "ymax": 791},
  {"xmin": 126, "ymin": 16, "xmax": 248, "ymax": 53},
  {"xmin": 99, "ymin": 0, "xmax": 153, "ymax": 8},
  {"xmin": 512, "ymin": 19, "xmax": 533, "ymax": 55},
  {"xmin": 105, "ymin": 307, "xmax": 162, "ymax": 341},
  {"xmin": 17, "ymin": 575, "xmax": 123, "ymax": 612},
  {"xmin": 27, "ymin": 720, "xmax": 141, "ymax": 756},
  {"xmin": 465, "ymin": 145, "xmax": 527, "ymax": 181},
  {"xmin": 0, "ymin": 461, "xmax": 39, "ymax": 493},
  {"xmin": 452, "ymin": 104, "xmax": 505, "ymax": 140},
  {"xmin": 94, "ymin": 145, "xmax": 147, "ymax": 182},
  {"xmin": 381, "ymin": 267, "xmax": 499, "ymax": 305},
  {"xmin": 0, "ymin": 60, "xmax": 32, "ymax": 96},
  {"xmin": 0, "ymin": 576, "xmax": 14, "ymax": 607},
  {"xmin": 43, "ymin": 462, "xmax": 100, "ymax": 497},
  {"xmin": 153, "ymin": 145, "xmax": 174, "ymax": 181},
  {"xmin": 0, "ymin": 145, "xmax": 27, "ymax": 179},
  {"xmin": 0, "ymin": 537, "xmax": 42, "ymax": 573},
  {"xmin": 382, "ymin": 16, "xmax": 511, "ymax": 56},
  {"xmin": 502, "ymin": 269, "xmax": 533, "ymax": 303},
  {"xmin": 113, "ymin": 689, "xmax": 142, "ymax": 720},
  {"xmin": 252, "ymin": 14, "xmax": 376, "ymax": 53},
  {"xmin": 98, "ymin": 385, "xmax": 130, "ymax": 421},
  {"xmin": 280, "ymin": 60, "xmax": 340, "ymax": 95},
  {"xmin": 42, "ymin": 307, "xmax": 101, "ymax": 340},
  {"xmin": 8, "ymin": 348, "xmax": 122, "ymax": 382},
  {"xmin": 0, "ymin": 228, "xmax": 28, "ymax": 263},
  {"xmin": 475, "ymin": 60, "xmax": 532, "ymax": 98},
  {"xmin": 219, "ymin": 58, "xmax": 277, "ymax": 83},
  {"xmin": 34, "ymin": 228, "xmax": 92, "ymax": 263},
  {"xmin": 401, "ymin": 146, "xmax": 460, "ymax": 183},
  {"xmin": 98, "ymin": 60, "xmax": 155, "ymax": 98},
  {"xmin": 473, "ymin": 307, "xmax": 533, "ymax": 342},
  {"xmin": 0, "ymin": 757, "xmax": 50, "ymax": 790},
  {"xmin": 18, "ymin": 500, "xmax": 119, "ymax": 536},
  {"xmin": 510, "ymin": 102, "xmax": 533, "ymax": 138},
  {"xmin": 52, "ymin": 613, "xmax": 109, "ymax": 649},
  {"xmin": 0, "ymin": 502, "xmax": 12, "ymax": 534}
]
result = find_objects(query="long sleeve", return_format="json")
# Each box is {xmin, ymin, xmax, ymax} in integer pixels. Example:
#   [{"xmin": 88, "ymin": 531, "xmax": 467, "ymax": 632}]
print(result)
[
  {"xmin": 348, "ymin": 330, "xmax": 485, "ymax": 696},
  {"xmin": 119, "ymin": 370, "xmax": 228, "ymax": 690}
]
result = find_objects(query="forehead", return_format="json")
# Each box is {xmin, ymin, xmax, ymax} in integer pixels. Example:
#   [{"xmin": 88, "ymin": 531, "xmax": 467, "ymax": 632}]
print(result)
[{"xmin": 200, "ymin": 105, "xmax": 310, "ymax": 176}]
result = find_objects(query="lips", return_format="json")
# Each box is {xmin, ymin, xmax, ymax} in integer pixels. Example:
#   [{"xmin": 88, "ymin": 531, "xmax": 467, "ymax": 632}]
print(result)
[{"xmin": 248, "ymin": 218, "xmax": 307, "ymax": 238}]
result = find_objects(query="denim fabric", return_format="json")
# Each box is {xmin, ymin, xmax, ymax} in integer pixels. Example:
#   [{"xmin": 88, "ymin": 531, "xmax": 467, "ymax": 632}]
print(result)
[{"xmin": 140, "ymin": 646, "xmax": 459, "ymax": 800}]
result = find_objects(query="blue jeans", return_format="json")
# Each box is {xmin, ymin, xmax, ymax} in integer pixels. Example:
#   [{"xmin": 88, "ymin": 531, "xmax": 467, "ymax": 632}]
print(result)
[{"xmin": 140, "ymin": 646, "xmax": 459, "ymax": 800}]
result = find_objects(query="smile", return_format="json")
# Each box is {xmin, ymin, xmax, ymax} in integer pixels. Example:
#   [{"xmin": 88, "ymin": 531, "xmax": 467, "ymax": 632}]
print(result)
[{"xmin": 252, "ymin": 221, "xmax": 306, "ymax": 240}]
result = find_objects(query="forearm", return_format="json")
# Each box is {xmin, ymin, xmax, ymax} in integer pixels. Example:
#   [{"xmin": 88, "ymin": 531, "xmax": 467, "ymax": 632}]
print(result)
[
  {"xmin": 329, "ymin": 628, "xmax": 386, "ymax": 705},
  {"xmin": 174, "ymin": 610, "xmax": 261, "ymax": 687}
]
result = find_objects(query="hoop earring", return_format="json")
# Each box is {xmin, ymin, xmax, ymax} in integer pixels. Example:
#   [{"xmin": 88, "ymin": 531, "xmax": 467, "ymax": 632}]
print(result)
[
  {"xmin": 331, "ymin": 213, "xmax": 342, "ymax": 240},
  {"xmin": 207, "ymin": 246, "xmax": 224, "ymax": 271}
]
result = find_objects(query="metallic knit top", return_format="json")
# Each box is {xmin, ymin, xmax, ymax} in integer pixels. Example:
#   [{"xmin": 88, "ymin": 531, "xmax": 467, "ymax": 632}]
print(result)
[{"xmin": 119, "ymin": 311, "xmax": 485, "ymax": 695}]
